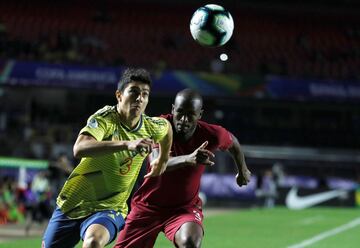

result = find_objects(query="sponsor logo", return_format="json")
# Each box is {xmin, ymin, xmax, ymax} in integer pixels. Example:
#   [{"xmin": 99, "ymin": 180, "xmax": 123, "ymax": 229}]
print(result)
[
  {"xmin": 193, "ymin": 210, "xmax": 202, "ymax": 222},
  {"xmin": 107, "ymin": 213, "xmax": 115, "ymax": 220},
  {"xmin": 286, "ymin": 187, "xmax": 348, "ymax": 210}
]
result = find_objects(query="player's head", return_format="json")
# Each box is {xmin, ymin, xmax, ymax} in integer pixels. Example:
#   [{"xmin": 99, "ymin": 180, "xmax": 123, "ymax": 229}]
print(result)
[
  {"xmin": 172, "ymin": 88, "xmax": 203, "ymax": 138},
  {"xmin": 117, "ymin": 68, "xmax": 152, "ymax": 92},
  {"xmin": 116, "ymin": 68, "xmax": 152, "ymax": 118}
]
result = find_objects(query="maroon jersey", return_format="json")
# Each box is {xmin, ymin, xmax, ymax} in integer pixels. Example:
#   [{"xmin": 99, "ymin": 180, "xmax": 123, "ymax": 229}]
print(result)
[{"xmin": 132, "ymin": 114, "xmax": 233, "ymax": 209}]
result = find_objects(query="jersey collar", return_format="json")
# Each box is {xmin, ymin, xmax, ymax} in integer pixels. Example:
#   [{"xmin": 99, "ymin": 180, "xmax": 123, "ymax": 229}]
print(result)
[{"xmin": 120, "ymin": 114, "xmax": 143, "ymax": 133}]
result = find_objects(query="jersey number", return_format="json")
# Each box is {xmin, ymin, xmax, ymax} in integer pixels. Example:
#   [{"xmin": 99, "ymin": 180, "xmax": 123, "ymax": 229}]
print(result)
[{"xmin": 119, "ymin": 157, "xmax": 133, "ymax": 175}]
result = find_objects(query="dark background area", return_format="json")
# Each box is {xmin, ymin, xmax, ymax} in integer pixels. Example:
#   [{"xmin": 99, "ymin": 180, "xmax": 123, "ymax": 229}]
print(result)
[{"xmin": 0, "ymin": 0, "xmax": 359, "ymax": 178}]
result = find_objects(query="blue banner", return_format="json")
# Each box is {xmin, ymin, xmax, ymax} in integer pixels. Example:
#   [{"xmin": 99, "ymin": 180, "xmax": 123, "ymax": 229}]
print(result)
[
  {"xmin": 266, "ymin": 75, "xmax": 360, "ymax": 101},
  {"xmin": 2, "ymin": 60, "xmax": 359, "ymax": 100},
  {"xmin": 0, "ymin": 60, "xmax": 242, "ymax": 95},
  {"xmin": 1, "ymin": 60, "xmax": 120, "ymax": 90},
  {"xmin": 200, "ymin": 173, "xmax": 256, "ymax": 200}
]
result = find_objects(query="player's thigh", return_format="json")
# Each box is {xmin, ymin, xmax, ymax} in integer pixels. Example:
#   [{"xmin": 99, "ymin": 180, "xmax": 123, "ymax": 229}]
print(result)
[
  {"xmin": 80, "ymin": 209, "xmax": 125, "ymax": 245},
  {"xmin": 164, "ymin": 207, "xmax": 204, "ymax": 244},
  {"xmin": 42, "ymin": 207, "xmax": 81, "ymax": 248},
  {"xmin": 114, "ymin": 208, "xmax": 163, "ymax": 248}
]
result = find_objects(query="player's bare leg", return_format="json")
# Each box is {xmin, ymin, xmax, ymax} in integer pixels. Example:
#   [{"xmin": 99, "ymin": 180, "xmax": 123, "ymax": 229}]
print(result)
[
  {"xmin": 82, "ymin": 224, "xmax": 110, "ymax": 248},
  {"xmin": 174, "ymin": 222, "xmax": 203, "ymax": 248}
]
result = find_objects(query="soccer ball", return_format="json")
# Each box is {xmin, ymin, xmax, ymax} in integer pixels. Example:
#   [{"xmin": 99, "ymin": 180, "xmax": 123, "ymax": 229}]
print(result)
[{"xmin": 190, "ymin": 4, "xmax": 234, "ymax": 47}]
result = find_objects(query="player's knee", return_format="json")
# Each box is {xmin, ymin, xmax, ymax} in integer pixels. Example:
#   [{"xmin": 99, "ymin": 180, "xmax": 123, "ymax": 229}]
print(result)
[
  {"xmin": 177, "ymin": 236, "xmax": 202, "ymax": 248},
  {"xmin": 82, "ymin": 236, "xmax": 103, "ymax": 248}
]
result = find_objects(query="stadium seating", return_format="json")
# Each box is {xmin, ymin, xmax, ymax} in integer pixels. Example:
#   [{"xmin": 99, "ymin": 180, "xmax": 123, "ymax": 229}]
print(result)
[{"xmin": 0, "ymin": 0, "xmax": 359, "ymax": 80}]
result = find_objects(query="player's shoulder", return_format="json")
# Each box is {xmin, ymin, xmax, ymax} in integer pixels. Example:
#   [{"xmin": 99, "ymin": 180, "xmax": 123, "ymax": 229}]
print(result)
[
  {"xmin": 198, "ymin": 120, "xmax": 227, "ymax": 132},
  {"xmin": 159, "ymin": 114, "xmax": 172, "ymax": 122},
  {"xmin": 196, "ymin": 120, "xmax": 229, "ymax": 139},
  {"xmin": 143, "ymin": 114, "xmax": 169, "ymax": 127},
  {"xmin": 196, "ymin": 121, "xmax": 232, "ymax": 148},
  {"xmin": 92, "ymin": 105, "xmax": 117, "ymax": 119}
]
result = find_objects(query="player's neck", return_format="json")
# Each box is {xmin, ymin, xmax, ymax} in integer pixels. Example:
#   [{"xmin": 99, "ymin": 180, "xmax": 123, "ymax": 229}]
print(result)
[
  {"xmin": 117, "ymin": 106, "xmax": 141, "ymax": 129},
  {"xmin": 184, "ymin": 131, "xmax": 195, "ymax": 141},
  {"xmin": 177, "ymin": 128, "xmax": 196, "ymax": 142},
  {"xmin": 121, "ymin": 116, "xmax": 140, "ymax": 129}
]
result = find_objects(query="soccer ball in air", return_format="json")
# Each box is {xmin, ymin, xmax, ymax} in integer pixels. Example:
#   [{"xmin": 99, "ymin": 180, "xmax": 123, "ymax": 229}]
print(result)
[{"xmin": 190, "ymin": 4, "xmax": 234, "ymax": 47}]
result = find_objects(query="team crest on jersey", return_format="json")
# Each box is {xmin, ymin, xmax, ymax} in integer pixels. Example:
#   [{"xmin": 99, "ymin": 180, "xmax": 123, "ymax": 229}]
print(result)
[{"xmin": 87, "ymin": 118, "xmax": 98, "ymax": 128}]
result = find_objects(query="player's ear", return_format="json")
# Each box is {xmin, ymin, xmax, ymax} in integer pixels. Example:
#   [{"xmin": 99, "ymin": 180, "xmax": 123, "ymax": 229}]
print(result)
[
  {"xmin": 115, "ymin": 90, "xmax": 122, "ymax": 102},
  {"xmin": 171, "ymin": 104, "xmax": 175, "ymax": 114}
]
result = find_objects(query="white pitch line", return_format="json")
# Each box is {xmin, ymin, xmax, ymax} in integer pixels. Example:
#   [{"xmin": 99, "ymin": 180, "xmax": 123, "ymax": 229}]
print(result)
[{"xmin": 287, "ymin": 217, "xmax": 360, "ymax": 248}]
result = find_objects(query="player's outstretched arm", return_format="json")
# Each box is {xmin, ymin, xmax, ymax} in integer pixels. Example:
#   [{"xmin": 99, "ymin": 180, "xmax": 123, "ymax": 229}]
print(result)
[
  {"xmin": 163, "ymin": 141, "xmax": 215, "ymax": 172},
  {"xmin": 227, "ymin": 133, "xmax": 251, "ymax": 187},
  {"xmin": 73, "ymin": 134, "xmax": 153, "ymax": 158},
  {"xmin": 144, "ymin": 120, "xmax": 173, "ymax": 178}
]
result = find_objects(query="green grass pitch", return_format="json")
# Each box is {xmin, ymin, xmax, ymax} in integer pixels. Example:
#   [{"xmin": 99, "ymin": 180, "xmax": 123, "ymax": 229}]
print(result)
[{"xmin": 0, "ymin": 207, "xmax": 359, "ymax": 248}]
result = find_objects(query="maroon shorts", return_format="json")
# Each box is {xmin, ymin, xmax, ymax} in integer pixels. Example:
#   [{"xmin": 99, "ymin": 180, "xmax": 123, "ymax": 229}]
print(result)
[{"xmin": 114, "ymin": 204, "xmax": 204, "ymax": 248}]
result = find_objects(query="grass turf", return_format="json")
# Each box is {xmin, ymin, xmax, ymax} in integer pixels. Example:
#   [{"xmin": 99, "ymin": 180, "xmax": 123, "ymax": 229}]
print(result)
[{"xmin": 0, "ymin": 207, "xmax": 359, "ymax": 248}]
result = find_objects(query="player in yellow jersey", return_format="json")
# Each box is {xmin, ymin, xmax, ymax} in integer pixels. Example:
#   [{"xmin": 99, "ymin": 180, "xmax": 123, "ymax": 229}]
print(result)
[{"xmin": 42, "ymin": 68, "xmax": 173, "ymax": 248}]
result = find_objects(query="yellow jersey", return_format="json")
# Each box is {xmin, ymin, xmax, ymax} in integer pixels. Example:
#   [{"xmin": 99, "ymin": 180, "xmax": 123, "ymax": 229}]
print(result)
[{"xmin": 56, "ymin": 105, "xmax": 169, "ymax": 219}]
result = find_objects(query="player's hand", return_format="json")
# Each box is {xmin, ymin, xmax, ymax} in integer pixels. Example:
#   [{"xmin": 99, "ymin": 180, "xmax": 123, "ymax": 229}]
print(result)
[
  {"xmin": 236, "ymin": 166, "xmax": 251, "ymax": 187},
  {"xmin": 187, "ymin": 141, "xmax": 215, "ymax": 166},
  {"xmin": 144, "ymin": 156, "xmax": 167, "ymax": 178},
  {"xmin": 126, "ymin": 138, "xmax": 153, "ymax": 156}
]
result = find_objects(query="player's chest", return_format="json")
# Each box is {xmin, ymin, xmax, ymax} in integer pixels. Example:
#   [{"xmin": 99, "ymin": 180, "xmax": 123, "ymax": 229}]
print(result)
[{"xmin": 108, "ymin": 126, "xmax": 151, "ymax": 141}]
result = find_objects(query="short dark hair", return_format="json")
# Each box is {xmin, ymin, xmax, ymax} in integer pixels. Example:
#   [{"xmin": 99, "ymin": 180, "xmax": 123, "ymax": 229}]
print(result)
[{"xmin": 117, "ymin": 68, "xmax": 152, "ymax": 91}]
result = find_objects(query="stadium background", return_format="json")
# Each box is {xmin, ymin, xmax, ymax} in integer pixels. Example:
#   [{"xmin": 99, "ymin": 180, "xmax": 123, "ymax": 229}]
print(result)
[{"xmin": 0, "ymin": 0, "xmax": 359, "ymax": 247}]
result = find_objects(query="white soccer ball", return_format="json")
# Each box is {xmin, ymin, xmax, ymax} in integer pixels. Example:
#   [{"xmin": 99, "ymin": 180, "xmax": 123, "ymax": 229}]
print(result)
[{"xmin": 190, "ymin": 4, "xmax": 234, "ymax": 47}]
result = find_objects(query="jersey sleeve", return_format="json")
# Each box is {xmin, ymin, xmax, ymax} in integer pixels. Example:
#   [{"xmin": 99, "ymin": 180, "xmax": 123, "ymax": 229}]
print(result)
[
  {"xmin": 148, "ymin": 117, "xmax": 170, "ymax": 143},
  {"xmin": 79, "ymin": 114, "xmax": 108, "ymax": 141},
  {"xmin": 213, "ymin": 125, "xmax": 233, "ymax": 150}
]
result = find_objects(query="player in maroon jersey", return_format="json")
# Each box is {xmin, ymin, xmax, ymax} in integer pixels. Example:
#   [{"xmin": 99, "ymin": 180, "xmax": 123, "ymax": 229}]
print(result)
[{"xmin": 114, "ymin": 88, "xmax": 251, "ymax": 248}]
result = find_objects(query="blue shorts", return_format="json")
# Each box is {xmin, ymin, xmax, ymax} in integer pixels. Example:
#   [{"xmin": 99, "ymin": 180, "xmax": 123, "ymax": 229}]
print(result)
[{"xmin": 42, "ymin": 207, "xmax": 125, "ymax": 248}]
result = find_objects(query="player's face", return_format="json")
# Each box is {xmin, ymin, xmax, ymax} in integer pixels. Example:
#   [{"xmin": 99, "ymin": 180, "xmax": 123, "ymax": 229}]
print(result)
[
  {"xmin": 172, "ymin": 96, "xmax": 203, "ymax": 137},
  {"xmin": 116, "ymin": 81, "xmax": 150, "ymax": 117}
]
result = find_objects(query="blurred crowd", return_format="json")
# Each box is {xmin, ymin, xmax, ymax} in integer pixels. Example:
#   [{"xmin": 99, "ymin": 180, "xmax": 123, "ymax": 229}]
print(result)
[
  {"xmin": 0, "ymin": 154, "xmax": 73, "ymax": 230},
  {"xmin": 0, "ymin": 22, "xmax": 108, "ymax": 66},
  {"xmin": 0, "ymin": 1, "xmax": 359, "ymax": 80}
]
